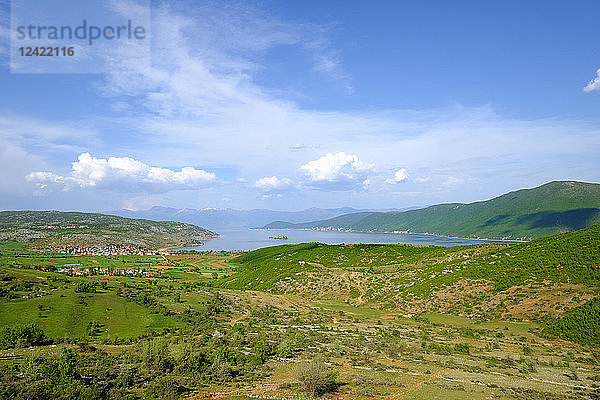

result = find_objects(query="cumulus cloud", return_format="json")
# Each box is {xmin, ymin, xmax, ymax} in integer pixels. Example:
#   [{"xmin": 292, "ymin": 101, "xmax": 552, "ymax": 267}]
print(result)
[
  {"xmin": 584, "ymin": 69, "xmax": 600, "ymax": 92},
  {"xmin": 300, "ymin": 152, "xmax": 374, "ymax": 190},
  {"xmin": 254, "ymin": 176, "xmax": 292, "ymax": 191},
  {"xmin": 26, "ymin": 153, "xmax": 216, "ymax": 192},
  {"xmin": 385, "ymin": 168, "xmax": 409, "ymax": 184}
]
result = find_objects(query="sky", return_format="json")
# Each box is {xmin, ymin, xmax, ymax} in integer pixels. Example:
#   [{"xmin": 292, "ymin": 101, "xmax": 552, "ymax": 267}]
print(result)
[{"xmin": 0, "ymin": 0, "xmax": 599, "ymax": 212}]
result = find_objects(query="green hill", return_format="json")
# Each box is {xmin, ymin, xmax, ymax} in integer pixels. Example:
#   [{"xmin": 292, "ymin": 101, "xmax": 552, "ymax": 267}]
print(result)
[
  {"xmin": 0, "ymin": 211, "xmax": 217, "ymax": 249},
  {"xmin": 458, "ymin": 221, "xmax": 600, "ymax": 290},
  {"xmin": 543, "ymin": 297, "xmax": 600, "ymax": 347},
  {"xmin": 265, "ymin": 181, "xmax": 600, "ymax": 240},
  {"xmin": 220, "ymin": 241, "xmax": 451, "ymax": 292},
  {"xmin": 225, "ymin": 222, "xmax": 600, "ymax": 294},
  {"xmin": 221, "ymin": 223, "xmax": 600, "ymax": 346}
]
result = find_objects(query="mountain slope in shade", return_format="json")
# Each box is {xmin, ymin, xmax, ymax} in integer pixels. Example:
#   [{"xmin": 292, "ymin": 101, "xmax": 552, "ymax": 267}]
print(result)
[{"xmin": 263, "ymin": 181, "xmax": 600, "ymax": 240}]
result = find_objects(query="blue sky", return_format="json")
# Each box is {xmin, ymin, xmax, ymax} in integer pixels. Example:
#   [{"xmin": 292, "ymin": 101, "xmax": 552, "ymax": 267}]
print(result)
[{"xmin": 0, "ymin": 0, "xmax": 599, "ymax": 212}]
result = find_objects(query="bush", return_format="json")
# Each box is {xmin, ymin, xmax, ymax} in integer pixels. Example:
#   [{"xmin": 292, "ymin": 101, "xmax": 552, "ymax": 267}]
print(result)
[
  {"xmin": 543, "ymin": 297, "xmax": 600, "ymax": 347},
  {"xmin": 295, "ymin": 359, "xmax": 339, "ymax": 398},
  {"xmin": 208, "ymin": 353, "xmax": 234, "ymax": 382},
  {"xmin": 453, "ymin": 343, "xmax": 470, "ymax": 355},
  {"xmin": 74, "ymin": 281, "xmax": 96, "ymax": 293},
  {"xmin": 144, "ymin": 376, "xmax": 186, "ymax": 399},
  {"xmin": 0, "ymin": 324, "xmax": 51, "ymax": 349}
]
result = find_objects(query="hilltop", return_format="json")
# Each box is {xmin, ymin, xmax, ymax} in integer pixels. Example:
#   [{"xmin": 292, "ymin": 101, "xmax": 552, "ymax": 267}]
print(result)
[
  {"xmin": 264, "ymin": 181, "xmax": 600, "ymax": 240},
  {"xmin": 0, "ymin": 211, "xmax": 217, "ymax": 249}
]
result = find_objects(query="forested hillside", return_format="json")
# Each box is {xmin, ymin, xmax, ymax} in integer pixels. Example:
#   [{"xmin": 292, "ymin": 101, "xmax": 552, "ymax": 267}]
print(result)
[{"xmin": 265, "ymin": 181, "xmax": 600, "ymax": 240}]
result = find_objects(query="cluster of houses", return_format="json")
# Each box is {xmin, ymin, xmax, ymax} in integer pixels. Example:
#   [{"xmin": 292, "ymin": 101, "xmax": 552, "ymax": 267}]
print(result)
[
  {"xmin": 56, "ymin": 265, "xmax": 154, "ymax": 277},
  {"xmin": 50, "ymin": 245, "xmax": 171, "ymax": 256}
]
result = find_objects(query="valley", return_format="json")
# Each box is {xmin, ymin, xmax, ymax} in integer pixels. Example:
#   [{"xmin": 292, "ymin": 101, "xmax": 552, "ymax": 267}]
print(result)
[{"xmin": 0, "ymin": 222, "xmax": 599, "ymax": 399}]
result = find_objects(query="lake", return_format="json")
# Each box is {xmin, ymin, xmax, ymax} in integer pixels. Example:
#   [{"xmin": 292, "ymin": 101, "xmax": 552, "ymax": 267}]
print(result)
[{"xmin": 176, "ymin": 228, "xmax": 504, "ymax": 251}]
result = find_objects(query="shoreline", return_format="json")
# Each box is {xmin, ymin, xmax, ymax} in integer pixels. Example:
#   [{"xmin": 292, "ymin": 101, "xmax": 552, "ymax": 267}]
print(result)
[{"xmin": 250, "ymin": 227, "xmax": 528, "ymax": 243}]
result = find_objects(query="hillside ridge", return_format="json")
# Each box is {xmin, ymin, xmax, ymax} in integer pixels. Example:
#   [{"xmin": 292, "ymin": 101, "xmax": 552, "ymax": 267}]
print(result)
[
  {"xmin": 263, "ymin": 181, "xmax": 600, "ymax": 240},
  {"xmin": 0, "ymin": 210, "xmax": 217, "ymax": 249}
]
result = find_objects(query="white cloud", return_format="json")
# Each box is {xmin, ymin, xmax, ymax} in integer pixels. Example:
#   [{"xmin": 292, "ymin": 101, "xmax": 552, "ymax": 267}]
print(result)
[
  {"xmin": 443, "ymin": 176, "xmax": 465, "ymax": 187},
  {"xmin": 93, "ymin": 4, "xmax": 600, "ymax": 204},
  {"xmin": 2, "ymin": 2, "xmax": 599, "ymax": 210},
  {"xmin": 583, "ymin": 68, "xmax": 600, "ymax": 92},
  {"xmin": 26, "ymin": 152, "xmax": 216, "ymax": 192},
  {"xmin": 254, "ymin": 176, "xmax": 292, "ymax": 191},
  {"xmin": 300, "ymin": 152, "xmax": 375, "ymax": 190},
  {"xmin": 100, "ymin": 2, "xmax": 348, "ymax": 117},
  {"xmin": 385, "ymin": 168, "xmax": 409, "ymax": 184},
  {"xmin": 261, "ymin": 193, "xmax": 283, "ymax": 199}
]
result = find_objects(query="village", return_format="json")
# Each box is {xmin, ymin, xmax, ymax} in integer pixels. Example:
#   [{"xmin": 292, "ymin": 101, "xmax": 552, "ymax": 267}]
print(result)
[
  {"xmin": 56, "ymin": 265, "xmax": 154, "ymax": 277},
  {"xmin": 48, "ymin": 244, "xmax": 171, "ymax": 256}
]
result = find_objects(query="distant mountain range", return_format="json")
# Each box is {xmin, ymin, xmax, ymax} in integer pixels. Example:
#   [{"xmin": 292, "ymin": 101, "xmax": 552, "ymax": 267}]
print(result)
[
  {"xmin": 263, "ymin": 181, "xmax": 600, "ymax": 240},
  {"xmin": 108, "ymin": 206, "xmax": 393, "ymax": 230},
  {"xmin": 0, "ymin": 211, "xmax": 217, "ymax": 249}
]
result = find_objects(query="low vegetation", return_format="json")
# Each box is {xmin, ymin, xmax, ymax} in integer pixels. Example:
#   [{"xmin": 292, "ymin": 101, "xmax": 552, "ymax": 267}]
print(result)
[
  {"xmin": 544, "ymin": 297, "xmax": 600, "ymax": 346},
  {"xmin": 0, "ymin": 223, "xmax": 599, "ymax": 399}
]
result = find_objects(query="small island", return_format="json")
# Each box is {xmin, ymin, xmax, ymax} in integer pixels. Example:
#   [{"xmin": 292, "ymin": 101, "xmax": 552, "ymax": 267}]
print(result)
[{"xmin": 268, "ymin": 234, "xmax": 288, "ymax": 240}]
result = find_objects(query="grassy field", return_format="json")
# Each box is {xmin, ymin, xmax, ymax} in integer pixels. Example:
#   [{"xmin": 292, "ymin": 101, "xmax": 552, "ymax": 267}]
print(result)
[
  {"xmin": 0, "ymin": 247, "xmax": 237, "ymax": 342},
  {"xmin": 1, "ymin": 226, "xmax": 599, "ymax": 399},
  {"xmin": 0, "ymin": 274, "xmax": 177, "ymax": 339}
]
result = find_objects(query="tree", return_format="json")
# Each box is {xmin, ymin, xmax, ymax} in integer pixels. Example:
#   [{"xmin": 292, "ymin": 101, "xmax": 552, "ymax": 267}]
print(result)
[{"xmin": 75, "ymin": 281, "xmax": 96, "ymax": 293}]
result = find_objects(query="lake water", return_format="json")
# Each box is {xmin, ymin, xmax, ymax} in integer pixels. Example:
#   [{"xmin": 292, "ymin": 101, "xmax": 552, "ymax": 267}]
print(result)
[{"xmin": 176, "ymin": 229, "xmax": 504, "ymax": 251}]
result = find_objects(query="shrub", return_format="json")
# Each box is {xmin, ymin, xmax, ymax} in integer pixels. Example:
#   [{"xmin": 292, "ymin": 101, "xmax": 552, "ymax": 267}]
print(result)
[
  {"xmin": 74, "ymin": 281, "xmax": 96, "ymax": 293},
  {"xmin": 453, "ymin": 343, "xmax": 470, "ymax": 355},
  {"xmin": 144, "ymin": 376, "xmax": 186, "ymax": 399},
  {"xmin": 295, "ymin": 359, "xmax": 339, "ymax": 398},
  {"xmin": 0, "ymin": 324, "xmax": 51, "ymax": 349},
  {"xmin": 543, "ymin": 297, "xmax": 600, "ymax": 347}
]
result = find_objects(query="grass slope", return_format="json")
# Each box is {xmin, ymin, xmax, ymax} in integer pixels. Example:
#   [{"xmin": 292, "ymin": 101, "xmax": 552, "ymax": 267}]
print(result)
[
  {"xmin": 220, "ymin": 242, "xmax": 474, "ymax": 292},
  {"xmin": 221, "ymin": 224, "xmax": 600, "ymax": 341},
  {"xmin": 459, "ymin": 221, "xmax": 600, "ymax": 290},
  {"xmin": 232, "ymin": 223, "xmax": 600, "ymax": 292},
  {"xmin": 267, "ymin": 181, "xmax": 600, "ymax": 240},
  {"xmin": 0, "ymin": 267, "xmax": 178, "ymax": 340},
  {"xmin": 0, "ymin": 210, "xmax": 217, "ymax": 249},
  {"xmin": 2, "ymin": 232, "xmax": 600, "ymax": 398}
]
